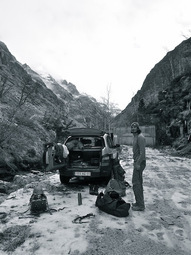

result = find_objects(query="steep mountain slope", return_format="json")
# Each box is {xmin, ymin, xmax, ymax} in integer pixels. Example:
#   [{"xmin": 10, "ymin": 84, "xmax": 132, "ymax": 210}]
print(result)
[
  {"xmin": 0, "ymin": 41, "xmax": 108, "ymax": 175},
  {"xmin": 23, "ymin": 64, "xmax": 108, "ymax": 129},
  {"xmin": 114, "ymin": 37, "xmax": 191, "ymax": 149}
]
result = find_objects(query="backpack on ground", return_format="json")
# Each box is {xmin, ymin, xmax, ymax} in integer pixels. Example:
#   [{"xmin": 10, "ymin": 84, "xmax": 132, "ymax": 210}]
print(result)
[
  {"xmin": 113, "ymin": 160, "xmax": 125, "ymax": 181},
  {"xmin": 105, "ymin": 178, "xmax": 126, "ymax": 197},
  {"xmin": 105, "ymin": 160, "xmax": 127, "ymax": 197},
  {"xmin": 29, "ymin": 185, "xmax": 48, "ymax": 214}
]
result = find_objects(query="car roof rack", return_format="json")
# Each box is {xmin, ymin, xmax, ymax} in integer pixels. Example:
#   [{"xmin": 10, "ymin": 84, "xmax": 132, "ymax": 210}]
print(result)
[{"xmin": 67, "ymin": 128, "xmax": 105, "ymax": 136}]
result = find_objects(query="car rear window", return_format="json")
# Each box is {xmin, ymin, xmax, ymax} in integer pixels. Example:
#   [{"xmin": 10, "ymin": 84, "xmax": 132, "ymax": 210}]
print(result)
[{"xmin": 65, "ymin": 136, "xmax": 104, "ymax": 148}]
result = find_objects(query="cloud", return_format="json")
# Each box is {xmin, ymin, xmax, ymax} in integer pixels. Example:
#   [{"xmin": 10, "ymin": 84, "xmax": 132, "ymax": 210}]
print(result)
[{"xmin": 0, "ymin": 0, "xmax": 191, "ymax": 109}]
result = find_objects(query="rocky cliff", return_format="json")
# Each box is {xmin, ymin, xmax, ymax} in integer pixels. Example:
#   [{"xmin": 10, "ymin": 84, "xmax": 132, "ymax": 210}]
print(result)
[
  {"xmin": 114, "ymin": 37, "xmax": 191, "ymax": 150},
  {"xmin": 0, "ymin": 41, "xmax": 110, "ymax": 176},
  {"xmin": 2, "ymin": 36, "xmax": 191, "ymax": 176}
]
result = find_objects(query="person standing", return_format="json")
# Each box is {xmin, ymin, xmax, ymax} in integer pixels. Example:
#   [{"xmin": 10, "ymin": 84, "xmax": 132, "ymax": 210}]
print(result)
[{"xmin": 131, "ymin": 122, "xmax": 146, "ymax": 211}]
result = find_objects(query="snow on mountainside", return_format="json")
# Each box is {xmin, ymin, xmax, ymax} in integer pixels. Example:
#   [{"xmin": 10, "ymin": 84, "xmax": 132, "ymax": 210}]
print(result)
[
  {"xmin": 27, "ymin": 66, "xmax": 92, "ymax": 103},
  {"xmin": 39, "ymin": 73, "xmax": 55, "ymax": 91}
]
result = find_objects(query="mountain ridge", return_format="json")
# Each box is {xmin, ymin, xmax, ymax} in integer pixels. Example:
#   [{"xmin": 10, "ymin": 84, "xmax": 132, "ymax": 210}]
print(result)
[
  {"xmin": 1, "ymin": 37, "xmax": 191, "ymax": 176},
  {"xmin": 114, "ymin": 37, "xmax": 191, "ymax": 154},
  {"xmin": 0, "ymin": 41, "xmax": 115, "ymax": 174}
]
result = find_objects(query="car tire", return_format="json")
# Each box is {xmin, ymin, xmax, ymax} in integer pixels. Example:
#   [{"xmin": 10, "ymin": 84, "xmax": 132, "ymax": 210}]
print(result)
[
  {"xmin": 103, "ymin": 175, "xmax": 112, "ymax": 184},
  {"xmin": 60, "ymin": 175, "xmax": 70, "ymax": 184}
]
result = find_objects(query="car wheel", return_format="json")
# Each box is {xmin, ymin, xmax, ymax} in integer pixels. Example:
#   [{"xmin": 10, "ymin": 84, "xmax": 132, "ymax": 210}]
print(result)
[
  {"xmin": 60, "ymin": 175, "xmax": 70, "ymax": 184},
  {"xmin": 103, "ymin": 175, "xmax": 112, "ymax": 184}
]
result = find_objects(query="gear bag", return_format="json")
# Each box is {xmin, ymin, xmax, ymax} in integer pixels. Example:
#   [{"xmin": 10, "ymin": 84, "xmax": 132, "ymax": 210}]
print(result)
[
  {"xmin": 105, "ymin": 178, "xmax": 126, "ymax": 197},
  {"xmin": 54, "ymin": 143, "xmax": 69, "ymax": 163},
  {"xmin": 43, "ymin": 143, "xmax": 69, "ymax": 171},
  {"xmin": 29, "ymin": 185, "xmax": 48, "ymax": 214},
  {"xmin": 105, "ymin": 160, "xmax": 127, "ymax": 197},
  {"xmin": 95, "ymin": 191, "xmax": 130, "ymax": 217}
]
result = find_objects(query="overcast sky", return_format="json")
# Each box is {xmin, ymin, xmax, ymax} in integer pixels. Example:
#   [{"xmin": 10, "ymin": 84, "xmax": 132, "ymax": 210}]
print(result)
[{"xmin": 0, "ymin": 0, "xmax": 191, "ymax": 109}]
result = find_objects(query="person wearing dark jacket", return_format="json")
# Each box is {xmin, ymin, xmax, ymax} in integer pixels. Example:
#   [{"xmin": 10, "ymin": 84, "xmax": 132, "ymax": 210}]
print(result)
[{"xmin": 131, "ymin": 122, "xmax": 146, "ymax": 211}]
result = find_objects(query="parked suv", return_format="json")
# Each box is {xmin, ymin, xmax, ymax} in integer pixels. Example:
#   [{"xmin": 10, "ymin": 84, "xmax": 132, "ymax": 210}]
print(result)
[{"xmin": 58, "ymin": 128, "xmax": 120, "ymax": 184}]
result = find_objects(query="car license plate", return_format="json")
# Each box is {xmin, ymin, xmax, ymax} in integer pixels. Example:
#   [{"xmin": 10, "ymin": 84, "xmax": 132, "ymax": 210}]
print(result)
[{"xmin": 75, "ymin": 172, "xmax": 91, "ymax": 176}]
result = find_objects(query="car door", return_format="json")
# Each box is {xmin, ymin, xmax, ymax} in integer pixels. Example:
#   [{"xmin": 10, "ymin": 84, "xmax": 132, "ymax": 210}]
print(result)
[{"xmin": 106, "ymin": 135, "xmax": 118, "ymax": 159}]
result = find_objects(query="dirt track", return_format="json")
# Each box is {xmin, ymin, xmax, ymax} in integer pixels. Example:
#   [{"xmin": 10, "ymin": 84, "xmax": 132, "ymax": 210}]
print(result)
[
  {"xmin": 76, "ymin": 146, "xmax": 191, "ymax": 255},
  {"xmin": 0, "ymin": 146, "xmax": 191, "ymax": 255}
]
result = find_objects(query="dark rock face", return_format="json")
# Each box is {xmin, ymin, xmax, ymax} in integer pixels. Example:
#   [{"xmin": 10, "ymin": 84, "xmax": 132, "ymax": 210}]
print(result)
[
  {"xmin": 0, "ymin": 41, "xmax": 107, "ymax": 173},
  {"xmin": 115, "ymin": 38, "xmax": 191, "ymax": 129},
  {"xmin": 114, "ymin": 38, "xmax": 191, "ymax": 151}
]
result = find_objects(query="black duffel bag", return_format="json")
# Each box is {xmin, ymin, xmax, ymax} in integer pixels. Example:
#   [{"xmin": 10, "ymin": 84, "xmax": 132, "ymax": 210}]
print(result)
[{"xmin": 95, "ymin": 191, "xmax": 130, "ymax": 217}]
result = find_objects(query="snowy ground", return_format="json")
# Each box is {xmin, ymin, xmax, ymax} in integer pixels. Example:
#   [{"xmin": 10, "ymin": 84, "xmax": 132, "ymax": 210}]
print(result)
[{"xmin": 0, "ymin": 146, "xmax": 191, "ymax": 255}]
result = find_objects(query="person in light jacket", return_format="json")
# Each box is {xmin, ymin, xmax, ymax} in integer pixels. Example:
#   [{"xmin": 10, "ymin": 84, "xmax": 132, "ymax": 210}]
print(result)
[{"xmin": 131, "ymin": 122, "xmax": 146, "ymax": 211}]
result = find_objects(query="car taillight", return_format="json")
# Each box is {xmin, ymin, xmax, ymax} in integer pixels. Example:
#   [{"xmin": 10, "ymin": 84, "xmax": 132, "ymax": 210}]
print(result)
[{"xmin": 101, "ymin": 155, "xmax": 110, "ymax": 166}]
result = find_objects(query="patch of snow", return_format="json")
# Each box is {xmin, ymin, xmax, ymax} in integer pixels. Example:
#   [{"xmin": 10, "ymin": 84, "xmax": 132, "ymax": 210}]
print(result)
[{"xmin": 0, "ymin": 146, "xmax": 191, "ymax": 254}]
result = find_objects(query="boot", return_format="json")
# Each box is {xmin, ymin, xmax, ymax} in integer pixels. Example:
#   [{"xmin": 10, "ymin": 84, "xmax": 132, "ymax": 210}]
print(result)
[
  {"xmin": 132, "ymin": 204, "xmax": 145, "ymax": 211},
  {"xmin": 89, "ymin": 185, "xmax": 98, "ymax": 195}
]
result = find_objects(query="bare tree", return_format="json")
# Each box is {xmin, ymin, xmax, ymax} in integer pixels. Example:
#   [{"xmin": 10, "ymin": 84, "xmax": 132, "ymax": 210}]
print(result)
[
  {"xmin": 181, "ymin": 30, "xmax": 191, "ymax": 39},
  {"xmin": 100, "ymin": 84, "xmax": 121, "ymax": 132},
  {"xmin": 17, "ymin": 77, "xmax": 38, "ymax": 107},
  {"xmin": 0, "ymin": 77, "xmax": 38, "ymax": 146},
  {"xmin": 0, "ymin": 65, "xmax": 18, "ymax": 101},
  {"xmin": 42, "ymin": 104, "xmax": 75, "ymax": 142},
  {"xmin": 132, "ymin": 92, "xmax": 139, "ymax": 122},
  {"xmin": 0, "ymin": 75, "xmax": 10, "ymax": 99}
]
